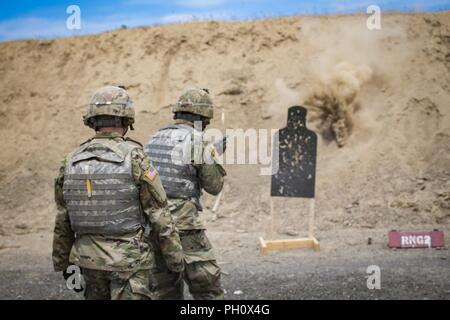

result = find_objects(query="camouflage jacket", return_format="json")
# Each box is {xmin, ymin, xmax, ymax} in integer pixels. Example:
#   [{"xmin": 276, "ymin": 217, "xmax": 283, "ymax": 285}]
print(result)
[
  {"xmin": 168, "ymin": 120, "xmax": 226, "ymax": 231},
  {"xmin": 52, "ymin": 132, "xmax": 184, "ymax": 273}
]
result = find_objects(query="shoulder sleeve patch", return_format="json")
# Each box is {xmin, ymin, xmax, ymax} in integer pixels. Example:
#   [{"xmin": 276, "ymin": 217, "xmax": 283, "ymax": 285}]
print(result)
[{"xmin": 144, "ymin": 166, "xmax": 158, "ymax": 181}]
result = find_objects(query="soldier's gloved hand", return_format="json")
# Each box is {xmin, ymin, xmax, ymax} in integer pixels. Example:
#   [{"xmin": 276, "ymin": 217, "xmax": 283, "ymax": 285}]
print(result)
[
  {"xmin": 167, "ymin": 270, "xmax": 183, "ymax": 285},
  {"xmin": 222, "ymin": 136, "xmax": 227, "ymax": 153},
  {"xmin": 213, "ymin": 136, "xmax": 227, "ymax": 155},
  {"xmin": 162, "ymin": 247, "xmax": 185, "ymax": 274},
  {"xmin": 166, "ymin": 261, "xmax": 185, "ymax": 274}
]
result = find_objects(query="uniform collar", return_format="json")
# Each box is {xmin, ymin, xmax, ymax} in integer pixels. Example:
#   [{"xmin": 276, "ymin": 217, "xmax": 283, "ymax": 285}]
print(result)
[
  {"xmin": 94, "ymin": 131, "xmax": 125, "ymax": 139},
  {"xmin": 174, "ymin": 119, "xmax": 194, "ymax": 127}
]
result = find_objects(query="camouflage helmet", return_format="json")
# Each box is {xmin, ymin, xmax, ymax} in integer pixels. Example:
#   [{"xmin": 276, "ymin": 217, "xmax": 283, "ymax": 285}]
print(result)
[
  {"xmin": 173, "ymin": 88, "xmax": 214, "ymax": 119},
  {"xmin": 83, "ymin": 86, "xmax": 135, "ymax": 129}
]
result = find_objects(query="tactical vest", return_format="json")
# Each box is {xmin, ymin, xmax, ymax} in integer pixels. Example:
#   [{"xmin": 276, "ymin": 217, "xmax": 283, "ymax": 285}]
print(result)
[
  {"xmin": 63, "ymin": 138, "xmax": 145, "ymax": 236},
  {"xmin": 145, "ymin": 124, "xmax": 201, "ymax": 201}
]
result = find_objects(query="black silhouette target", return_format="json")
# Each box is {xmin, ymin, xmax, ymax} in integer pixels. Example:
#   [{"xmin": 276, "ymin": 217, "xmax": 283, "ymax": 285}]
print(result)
[{"xmin": 271, "ymin": 106, "xmax": 317, "ymax": 198}]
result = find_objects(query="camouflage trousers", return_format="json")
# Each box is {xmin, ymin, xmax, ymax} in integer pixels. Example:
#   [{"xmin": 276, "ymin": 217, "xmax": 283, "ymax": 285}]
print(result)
[
  {"xmin": 82, "ymin": 268, "xmax": 151, "ymax": 300},
  {"xmin": 149, "ymin": 229, "xmax": 223, "ymax": 300}
]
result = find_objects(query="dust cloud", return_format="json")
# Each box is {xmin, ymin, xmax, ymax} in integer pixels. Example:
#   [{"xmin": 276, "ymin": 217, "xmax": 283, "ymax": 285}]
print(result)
[{"xmin": 304, "ymin": 62, "xmax": 372, "ymax": 147}]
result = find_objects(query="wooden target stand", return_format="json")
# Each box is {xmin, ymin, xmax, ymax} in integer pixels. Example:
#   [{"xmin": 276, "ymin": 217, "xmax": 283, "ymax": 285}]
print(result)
[
  {"xmin": 259, "ymin": 106, "xmax": 320, "ymax": 255},
  {"xmin": 259, "ymin": 198, "xmax": 320, "ymax": 255}
]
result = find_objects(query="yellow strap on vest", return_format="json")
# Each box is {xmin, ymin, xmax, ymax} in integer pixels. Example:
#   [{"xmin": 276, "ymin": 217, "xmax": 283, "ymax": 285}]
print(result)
[{"xmin": 86, "ymin": 179, "xmax": 92, "ymax": 198}]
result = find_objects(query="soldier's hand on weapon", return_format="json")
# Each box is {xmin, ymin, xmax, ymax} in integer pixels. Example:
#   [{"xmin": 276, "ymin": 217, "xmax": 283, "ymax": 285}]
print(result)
[
  {"xmin": 213, "ymin": 136, "xmax": 227, "ymax": 155},
  {"xmin": 166, "ymin": 259, "xmax": 185, "ymax": 274},
  {"xmin": 167, "ymin": 269, "xmax": 184, "ymax": 285},
  {"xmin": 222, "ymin": 136, "xmax": 227, "ymax": 153}
]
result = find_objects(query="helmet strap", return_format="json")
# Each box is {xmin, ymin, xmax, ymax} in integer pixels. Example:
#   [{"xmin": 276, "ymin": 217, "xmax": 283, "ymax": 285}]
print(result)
[
  {"xmin": 90, "ymin": 116, "xmax": 132, "ymax": 131},
  {"xmin": 174, "ymin": 112, "xmax": 210, "ymax": 129}
]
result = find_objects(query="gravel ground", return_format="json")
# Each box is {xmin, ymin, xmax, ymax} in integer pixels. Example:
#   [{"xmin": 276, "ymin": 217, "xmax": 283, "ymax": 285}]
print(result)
[{"xmin": 0, "ymin": 228, "xmax": 449, "ymax": 300}]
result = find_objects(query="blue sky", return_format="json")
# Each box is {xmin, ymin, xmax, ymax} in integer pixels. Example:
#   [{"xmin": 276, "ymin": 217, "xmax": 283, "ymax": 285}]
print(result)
[{"xmin": 0, "ymin": 0, "xmax": 449, "ymax": 41}]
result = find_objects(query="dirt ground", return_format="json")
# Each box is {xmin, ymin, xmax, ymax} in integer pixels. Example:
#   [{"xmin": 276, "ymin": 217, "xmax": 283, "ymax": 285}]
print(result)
[
  {"xmin": 0, "ymin": 223, "xmax": 449, "ymax": 300},
  {"xmin": 0, "ymin": 11, "xmax": 449, "ymax": 299}
]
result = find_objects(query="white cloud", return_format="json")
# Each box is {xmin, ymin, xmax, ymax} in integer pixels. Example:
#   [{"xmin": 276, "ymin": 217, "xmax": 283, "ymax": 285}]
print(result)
[
  {"xmin": 0, "ymin": 17, "xmax": 71, "ymax": 39},
  {"xmin": 159, "ymin": 13, "xmax": 200, "ymax": 23},
  {"xmin": 176, "ymin": 0, "xmax": 225, "ymax": 8},
  {"xmin": 2, "ymin": 0, "xmax": 447, "ymax": 41},
  {"xmin": 0, "ymin": 11, "xmax": 232, "ymax": 41},
  {"xmin": 124, "ymin": 0, "xmax": 226, "ymax": 7},
  {"xmin": 123, "ymin": 0, "xmax": 163, "ymax": 5},
  {"xmin": 160, "ymin": 12, "xmax": 231, "ymax": 23},
  {"xmin": 0, "ymin": 15, "xmax": 154, "ymax": 40}
]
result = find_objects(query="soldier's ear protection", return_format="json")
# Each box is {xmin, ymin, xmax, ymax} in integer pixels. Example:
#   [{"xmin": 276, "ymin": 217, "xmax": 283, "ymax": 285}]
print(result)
[
  {"xmin": 123, "ymin": 118, "xmax": 134, "ymax": 131},
  {"xmin": 87, "ymin": 116, "xmax": 134, "ymax": 131}
]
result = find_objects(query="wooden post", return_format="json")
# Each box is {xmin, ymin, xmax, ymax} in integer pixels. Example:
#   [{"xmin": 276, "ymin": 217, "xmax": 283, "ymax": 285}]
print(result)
[
  {"xmin": 308, "ymin": 198, "xmax": 315, "ymax": 238},
  {"xmin": 260, "ymin": 197, "xmax": 320, "ymax": 255},
  {"xmin": 259, "ymin": 106, "xmax": 320, "ymax": 254},
  {"xmin": 270, "ymin": 197, "xmax": 275, "ymax": 239},
  {"xmin": 212, "ymin": 191, "xmax": 223, "ymax": 213},
  {"xmin": 212, "ymin": 110, "xmax": 226, "ymax": 214}
]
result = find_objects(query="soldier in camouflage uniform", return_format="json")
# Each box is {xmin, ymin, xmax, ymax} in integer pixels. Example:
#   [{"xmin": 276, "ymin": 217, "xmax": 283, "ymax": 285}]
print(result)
[
  {"xmin": 145, "ymin": 88, "xmax": 226, "ymax": 300},
  {"xmin": 52, "ymin": 86, "xmax": 184, "ymax": 300}
]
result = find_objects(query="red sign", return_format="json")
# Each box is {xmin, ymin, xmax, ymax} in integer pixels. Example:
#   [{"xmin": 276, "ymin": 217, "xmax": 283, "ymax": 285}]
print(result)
[{"xmin": 388, "ymin": 230, "xmax": 445, "ymax": 249}]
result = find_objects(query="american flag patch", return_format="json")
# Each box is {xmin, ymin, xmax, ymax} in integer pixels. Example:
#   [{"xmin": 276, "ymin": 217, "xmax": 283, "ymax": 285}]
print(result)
[{"xmin": 145, "ymin": 166, "xmax": 157, "ymax": 181}]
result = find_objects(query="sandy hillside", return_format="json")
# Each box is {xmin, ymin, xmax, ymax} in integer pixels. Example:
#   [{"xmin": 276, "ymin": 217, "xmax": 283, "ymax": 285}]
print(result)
[{"xmin": 0, "ymin": 11, "xmax": 449, "ymax": 243}]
